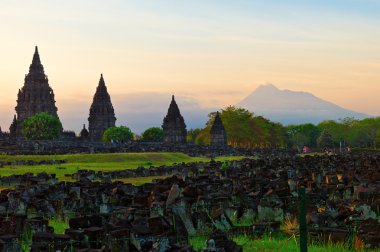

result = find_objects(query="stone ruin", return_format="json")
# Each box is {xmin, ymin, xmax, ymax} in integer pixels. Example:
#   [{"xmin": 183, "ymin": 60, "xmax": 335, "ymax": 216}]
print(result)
[
  {"xmin": 9, "ymin": 46, "xmax": 60, "ymax": 139},
  {"xmin": 2, "ymin": 152, "xmax": 380, "ymax": 250},
  {"xmin": 162, "ymin": 95, "xmax": 187, "ymax": 144},
  {"xmin": 79, "ymin": 124, "xmax": 89, "ymax": 141},
  {"xmin": 4, "ymin": 138, "xmax": 296, "ymax": 158},
  {"xmin": 0, "ymin": 127, "xmax": 5, "ymax": 140},
  {"xmin": 1, "ymin": 47, "xmax": 232, "ymax": 149},
  {"xmin": 3, "ymin": 47, "xmax": 119, "ymax": 144},
  {"xmin": 88, "ymin": 74, "xmax": 116, "ymax": 141},
  {"xmin": 210, "ymin": 112, "xmax": 227, "ymax": 147}
]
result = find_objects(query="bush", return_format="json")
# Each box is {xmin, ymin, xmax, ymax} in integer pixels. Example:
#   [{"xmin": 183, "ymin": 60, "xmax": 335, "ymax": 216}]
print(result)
[
  {"xmin": 142, "ymin": 127, "xmax": 163, "ymax": 142},
  {"xmin": 317, "ymin": 130, "xmax": 334, "ymax": 149},
  {"xmin": 21, "ymin": 112, "xmax": 62, "ymax": 140},
  {"xmin": 102, "ymin": 126, "xmax": 134, "ymax": 143}
]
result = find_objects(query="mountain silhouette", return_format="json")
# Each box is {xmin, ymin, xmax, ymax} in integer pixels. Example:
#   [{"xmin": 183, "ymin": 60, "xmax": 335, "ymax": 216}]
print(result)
[{"xmin": 237, "ymin": 84, "xmax": 370, "ymax": 125}]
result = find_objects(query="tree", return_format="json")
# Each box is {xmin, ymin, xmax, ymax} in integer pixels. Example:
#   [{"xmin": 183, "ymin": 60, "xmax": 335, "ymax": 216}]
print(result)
[
  {"xmin": 195, "ymin": 106, "xmax": 286, "ymax": 147},
  {"xmin": 317, "ymin": 130, "xmax": 334, "ymax": 149},
  {"xmin": 348, "ymin": 118, "xmax": 380, "ymax": 148},
  {"xmin": 195, "ymin": 113, "xmax": 217, "ymax": 145},
  {"xmin": 142, "ymin": 127, "xmax": 163, "ymax": 142},
  {"xmin": 221, "ymin": 106, "xmax": 255, "ymax": 147},
  {"xmin": 102, "ymin": 126, "xmax": 134, "ymax": 143},
  {"xmin": 285, "ymin": 123, "xmax": 321, "ymax": 148},
  {"xmin": 187, "ymin": 128, "xmax": 201, "ymax": 143},
  {"xmin": 21, "ymin": 112, "xmax": 62, "ymax": 140},
  {"xmin": 318, "ymin": 120, "xmax": 351, "ymax": 146},
  {"xmin": 375, "ymin": 129, "xmax": 380, "ymax": 148}
]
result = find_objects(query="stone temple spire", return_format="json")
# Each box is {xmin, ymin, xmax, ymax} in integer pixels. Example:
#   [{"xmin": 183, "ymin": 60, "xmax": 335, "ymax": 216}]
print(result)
[
  {"xmin": 10, "ymin": 46, "xmax": 59, "ymax": 138},
  {"xmin": 9, "ymin": 115, "xmax": 17, "ymax": 137},
  {"xmin": 210, "ymin": 111, "xmax": 227, "ymax": 146},
  {"xmin": 162, "ymin": 95, "xmax": 187, "ymax": 144},
  {"xmin": 88, "ymin": 74, "xmax": 116, "ymax": 141},
  {"xmin": 29, "ymin": 46, "xmax": 44, "ymax": 74},
  {"xmin": 79, "ymin": 124, "xmax": 89, "ymax": 140}
]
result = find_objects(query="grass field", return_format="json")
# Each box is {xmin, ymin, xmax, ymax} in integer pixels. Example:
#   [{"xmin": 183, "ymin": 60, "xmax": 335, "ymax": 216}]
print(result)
[
  {"xmin": 49, "ymin": 219, "xmax": 351, "ymax": 251},
  {"xmin": 47, "ymin": 217, "xmax": 355, "ymax": 252},
  {"xmin": 0, "ymin": 152, "xmax": 243, "ymax": 181},
  {"xmin": 190, "ymin": 233, "xmax": 355, "ymax": 252}
]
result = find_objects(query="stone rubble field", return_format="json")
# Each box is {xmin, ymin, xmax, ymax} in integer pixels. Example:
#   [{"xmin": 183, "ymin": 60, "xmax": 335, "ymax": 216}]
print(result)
[{"xmin": 1, "ymin": 152, "xmax": 380, "ymax": 251}]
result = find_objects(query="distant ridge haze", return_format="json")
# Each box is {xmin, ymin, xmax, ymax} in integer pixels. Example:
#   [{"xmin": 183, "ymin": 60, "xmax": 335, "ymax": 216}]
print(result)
[{"xmin": 237, "ymin": 84, "xmax": 371, "ymax": 125}]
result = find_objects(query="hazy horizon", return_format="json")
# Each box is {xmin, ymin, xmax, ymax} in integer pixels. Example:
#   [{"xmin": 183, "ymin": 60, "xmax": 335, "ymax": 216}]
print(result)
[{"xmin": 1, "ymin": 0, "xmax": 379, "ymax": 132}]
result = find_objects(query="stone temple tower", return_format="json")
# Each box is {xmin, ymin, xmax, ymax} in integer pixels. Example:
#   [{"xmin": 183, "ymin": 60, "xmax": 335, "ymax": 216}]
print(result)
[
  {"xmin": 10, "ymin": 46, "xmax": 59, "ymax": 138},
  {"xmin": 210, "ymin": 112, "xmax": 227, "ymax": 146},
  {"xmin": 88, "ymin": 74, "xmax": 116, "ymax": 141},
  {"xmin": 162, "ymin": 95, "xmax": 187, "ymax": 144}
]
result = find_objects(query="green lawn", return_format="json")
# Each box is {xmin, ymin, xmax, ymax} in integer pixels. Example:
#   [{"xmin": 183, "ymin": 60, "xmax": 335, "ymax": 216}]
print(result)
[
  {"xmin": 235, "ymin": 235, "xmax": 353, "ymax": 252},
  {"xmin": 0, "ymin": 152, "xmax": 243, "ymax": 181},
  {"xmin": 190, "ymin": 234, "xmax": 354, "ymax": 252},
  {"xmin": 49, "ymin": 218, "xmax": 70, "ymax": 234},
  {"xmin": 48, "ymin": 219, "xmax": 358, "ymax": 252}
]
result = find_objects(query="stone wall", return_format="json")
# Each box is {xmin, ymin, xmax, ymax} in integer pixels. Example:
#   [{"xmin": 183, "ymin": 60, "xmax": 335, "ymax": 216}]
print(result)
[{"xmin": 3, "ymin": 139, "xmax": 297, "ymax": 157}]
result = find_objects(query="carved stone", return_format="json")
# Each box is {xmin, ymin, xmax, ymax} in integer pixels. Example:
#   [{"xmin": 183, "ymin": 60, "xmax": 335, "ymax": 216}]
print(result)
[
  {"xmin": 10, "ymin": 46, "xmax": 59, "ymax": 138},
  {"xmin": 88, "ymin": 74, "xmax": 116, "ymax": 141},
  {"xmin": 210, "ymin": 112, "xmax": 227, "ymax": 146},
  {"xmin": 162, "ymin": 95, "xmax": 187, "ymax": 144},
  {"xmin": 80, "ymin": 124, "xmax": 89, "ymax": 141}
]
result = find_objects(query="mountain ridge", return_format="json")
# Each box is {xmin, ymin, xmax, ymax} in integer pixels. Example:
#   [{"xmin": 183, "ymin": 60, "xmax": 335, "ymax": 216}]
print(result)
[{"xmin": 237, "ymin": 84, "xmax": 370, "ymax": 125}]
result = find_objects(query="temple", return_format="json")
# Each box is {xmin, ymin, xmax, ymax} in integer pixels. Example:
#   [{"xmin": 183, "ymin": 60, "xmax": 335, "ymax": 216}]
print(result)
[
  {"xmin": 210, "ymin": 112, "xmax": 227, "ymax": 146},
  {"xmin": 88, "ymin": 74, "xmax": 116, "ymax": 141},
  {"xmin": 162, "ymin": 95, "xmax": 187, "ymax": 144},
  {"xmin": 10, "ymin": 46, "xmax": 60, "ymax": 138},
  {"xmin": 79, "ymin": 124, "xmax": 89, "ymax": 140}
]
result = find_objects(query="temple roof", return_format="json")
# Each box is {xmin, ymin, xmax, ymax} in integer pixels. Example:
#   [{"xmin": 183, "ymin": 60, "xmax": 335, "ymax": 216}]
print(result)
[
  {"xmin": 166, "ymin": 95, "xmax": 182, "ymax": 118},
  {"xmin": 88, "ymin": 74, "xmax": 116, "ymax": 140},
  {"xmin": 80, "ymin": 124, "xmax": 89, "ymax": 138},
  {"xmin": 89, "ymin": 74, "xmax": 115, "ymax": 118},
  {"xmin": 99, "ymin": 73, "xmax": 105, "ymax": 87},
  {"xmin": 29, "ymin": 46, "xmax": 45, "ymax": 74},
  {"xmin": 92, "ymin": 74, "xmax": 111, "ymax": 102},
  {"xmin": 211, "ymin": 112, "xmax": 226, "ymax": 133},
  {"xmin": 162, "ymin": 95, "xmax": 187, "ymax": 143}
]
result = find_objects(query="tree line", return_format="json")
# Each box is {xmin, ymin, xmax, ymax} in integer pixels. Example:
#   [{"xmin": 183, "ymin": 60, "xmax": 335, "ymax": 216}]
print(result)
[
  {"xmin": 191, "ymin": 106, "xmax": 380, "ymax": 150},
  {"xmin": 286, "ymin": 117, "xmax": 380, "ymax": 149},
  {"xmin": 193, "ymin": 106, "xmax": 284, "ymax": 148},
  {"xmin": 21, "ymin": 109, "xmax": 380, "ymax": 150}
]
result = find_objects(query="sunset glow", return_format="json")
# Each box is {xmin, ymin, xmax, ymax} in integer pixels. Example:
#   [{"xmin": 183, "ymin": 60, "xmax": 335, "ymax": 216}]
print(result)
[{"xmin": 0, "ymin": 0, "xmax": 379, "ymax": 132}]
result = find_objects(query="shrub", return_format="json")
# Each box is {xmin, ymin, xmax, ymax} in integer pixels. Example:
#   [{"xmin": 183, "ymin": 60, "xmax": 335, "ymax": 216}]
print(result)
[
  {"xmin": 142, "ymin": 127, "xmax": 163, "ymax": 142},
  {"xmin": 21, "ymin": 112, "xmax": 62, "ymax": 140},
  {"xmin": 102, "ymin": 126, "xmax": 134, "ymax": 143}
]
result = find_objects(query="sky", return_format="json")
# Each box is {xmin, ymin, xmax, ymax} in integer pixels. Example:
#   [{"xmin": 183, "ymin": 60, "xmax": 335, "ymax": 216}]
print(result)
[{"xmin": 0, "ymin": 0, "xmax": 379, "ymax": 133}]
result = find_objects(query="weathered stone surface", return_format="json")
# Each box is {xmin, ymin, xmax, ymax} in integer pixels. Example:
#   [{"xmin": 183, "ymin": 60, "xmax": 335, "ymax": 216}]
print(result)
[
  {"xmin": 210, "ymin": 112, "xmax": 227, "ymax": 147},
  {"xmin": 203, "ymin": 231, "xmax": 243, "ymax": 252},
  {"xmin": 10, "ymin": 46, "xmax": 60, "ymax": 138},
  {"xmin": 88, "ymin": 74, "xmax": 116, "ymax": 141},
  {"xmin": 2, "ymin": 152, "xmax": 380, "ymax": 249},
  {"xmin": 162, "ymin": 95, "xmax": 187, "ymax": 144},
  {"xmin": 80, "ymin": 124, "xmax": 90, "ymax": 141},
  {"xmin": 0, "ymin": 235, "xmax": 20, "ymax": 252}
]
